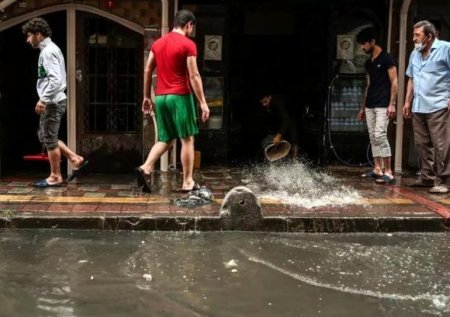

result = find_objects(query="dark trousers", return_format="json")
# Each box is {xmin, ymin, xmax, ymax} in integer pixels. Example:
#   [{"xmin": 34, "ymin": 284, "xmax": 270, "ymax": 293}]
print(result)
[{"xmin": 412, "ymin": 108, "xmax": 450, "ymax": 186}]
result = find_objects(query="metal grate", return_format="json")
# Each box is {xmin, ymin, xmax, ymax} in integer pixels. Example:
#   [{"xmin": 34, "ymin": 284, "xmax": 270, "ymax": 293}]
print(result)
[{"xmin": 84, "ymin": 18, "xmax": 141, "ymax": 133}]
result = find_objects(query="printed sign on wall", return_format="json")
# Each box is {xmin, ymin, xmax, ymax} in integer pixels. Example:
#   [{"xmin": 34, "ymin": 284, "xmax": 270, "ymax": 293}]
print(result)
[{"xmin": 204, "ymin": 35, "xmax": 222, "ymax": 61}]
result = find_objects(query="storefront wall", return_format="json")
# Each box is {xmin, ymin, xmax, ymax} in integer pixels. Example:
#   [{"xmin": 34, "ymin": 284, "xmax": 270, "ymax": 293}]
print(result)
[
  {"xmin": 1, "ymin": 0, "xmax": 448, "ymax": 175},
  {"xmin": 181, "ymin": 0, "xmax": 390, "ymax": 165},
  {"xmin": 0, "ymin": 1, "xmax": 160, "ymax": 174}
]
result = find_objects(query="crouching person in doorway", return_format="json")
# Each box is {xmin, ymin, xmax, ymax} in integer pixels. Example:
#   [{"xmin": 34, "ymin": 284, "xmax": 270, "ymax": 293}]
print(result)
[{"xmin": 258, "ymin": 90, "xmax": 299, "ymax": 161}]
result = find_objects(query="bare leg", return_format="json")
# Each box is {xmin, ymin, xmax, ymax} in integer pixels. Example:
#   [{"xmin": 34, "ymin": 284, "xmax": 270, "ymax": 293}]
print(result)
[
  {"xmin": 373, "ymin": 157, "xmax": 383, "ymax": 174},
  {"xmin": 140, "ymin": 140, "xmax": 175, "ymax": 175},
  {"xmin": 382, "ymin": 156, "xmax": 393, "ymax": 178},
  {"xmin": 58, "ymin": 140, "xmax": 84, "ymax": 169},
  {"xmin": 180, "ymin": 136, "xmax": 195, "ymax": 190},
  {"xmin": 47, "ymin": 147, "xmax": 63, "ymax": 184}
]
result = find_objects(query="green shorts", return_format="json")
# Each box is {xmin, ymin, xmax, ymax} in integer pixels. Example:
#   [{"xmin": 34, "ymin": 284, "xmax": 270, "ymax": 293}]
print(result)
[{"xmin": 155, "ymin": 94, "xmax": 199, "ymax": 142}]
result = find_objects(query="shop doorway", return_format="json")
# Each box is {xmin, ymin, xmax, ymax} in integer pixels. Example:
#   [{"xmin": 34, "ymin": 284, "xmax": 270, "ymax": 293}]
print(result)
[
  {"xmin": 227, "ymin": 2, "xmax": 329, "ymax": 163},
  {"xmin": 0, "ymin": 12, "xmax": 67, "ymax": 176},
  {"xmin": 0, "ymin": 5, "xmax": 145, "ymax": 177}
]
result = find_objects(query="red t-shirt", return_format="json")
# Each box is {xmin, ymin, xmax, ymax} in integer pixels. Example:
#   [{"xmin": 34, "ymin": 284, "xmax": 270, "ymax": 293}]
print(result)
[{"xmin": 151, "ymin": 32, "xmax": 197, "ymax": 95}]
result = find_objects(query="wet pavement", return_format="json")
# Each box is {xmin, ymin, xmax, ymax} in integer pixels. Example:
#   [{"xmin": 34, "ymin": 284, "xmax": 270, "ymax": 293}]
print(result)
[
  {"xmin": 0, "ymin": 162, "xmax": 449, "ymax": 232},
  {"xmin": 0, "ymin": 230, "xmax": 449, "ymax": 316}
]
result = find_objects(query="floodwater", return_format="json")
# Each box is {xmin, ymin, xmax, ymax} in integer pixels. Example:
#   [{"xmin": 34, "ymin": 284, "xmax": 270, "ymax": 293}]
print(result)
[
  {"xmin": 243, "ymin": 161, "xmax": 361, "ymax": 208},
  {"xmin": 0, "ymin": 230, "xmax": 449, "ymax": 317}
]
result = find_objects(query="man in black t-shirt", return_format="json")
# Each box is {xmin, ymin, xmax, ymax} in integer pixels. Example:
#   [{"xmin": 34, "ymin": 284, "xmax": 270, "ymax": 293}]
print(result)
[{"xmin": 356, "ymin": 27, "xmax": 398, "ymax": 184}]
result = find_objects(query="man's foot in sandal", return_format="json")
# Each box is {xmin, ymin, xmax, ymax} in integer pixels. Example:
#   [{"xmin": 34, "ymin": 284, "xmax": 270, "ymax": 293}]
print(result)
[
  {"xmin": 361, "ymin": 170, "xmax": 383, "ymax": 178},
  {"xmin": 134, "ymin": 167, "xmax": 152, "ymax": 193},
  {"xmin": 33, "ymin": 178, "xmax": 64, "ymax": 188},
  {"xmin": 375, "ymin": 173, "xmax": 396, "ymax": 185},
  {"xmin": 180, "ymin": 182, "xmax": 200, "ymax": 193},
  {"xmin": 67, "ymin": 159, "xmax": 89, "ymax": 182}
]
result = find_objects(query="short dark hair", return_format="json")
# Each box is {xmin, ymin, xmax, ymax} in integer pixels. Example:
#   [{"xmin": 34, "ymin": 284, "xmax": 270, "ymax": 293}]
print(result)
[
  {"xmin": 22, "ymin": 17, "xmax": 52, "ymax": 37},
  {"xmin": 174, "ymin": 9, "xmax": 196, "ymax": 28},
  {"xmin": 414, "ymin": 20, "xmax": 436, "ymax": 39},
  {"xmin": 356, "ymin": 27, "xmax": 379, "ymax": 44}
]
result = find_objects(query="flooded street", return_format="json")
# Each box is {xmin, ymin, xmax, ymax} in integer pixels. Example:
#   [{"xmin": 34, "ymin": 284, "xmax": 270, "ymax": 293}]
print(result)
[{"xmin": 0, "ymin": 230, "xmax": 449, "ymax": 316}]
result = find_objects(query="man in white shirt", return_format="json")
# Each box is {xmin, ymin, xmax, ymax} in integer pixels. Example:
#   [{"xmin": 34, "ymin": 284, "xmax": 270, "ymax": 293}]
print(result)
[{"xmin": 22, "ymin": 17, "xmax": 87, "ymax": 187}]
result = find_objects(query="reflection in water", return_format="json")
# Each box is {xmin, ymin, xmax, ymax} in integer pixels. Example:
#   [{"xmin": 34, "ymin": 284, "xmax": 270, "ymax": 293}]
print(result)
[
  {"xmin": 242, "ymin": 252, "xmax": 449, "ymax": 312},
  {"xmin": 0, "ymin": 230, "xmax": 449, "ymax": 317},
  {"xmin": 37, "ymin": 284, "xmax": 74, "ymax": 317},
  {"xmin": 243, "ymin": 161, "xmax": 361, "ymax": 208}
]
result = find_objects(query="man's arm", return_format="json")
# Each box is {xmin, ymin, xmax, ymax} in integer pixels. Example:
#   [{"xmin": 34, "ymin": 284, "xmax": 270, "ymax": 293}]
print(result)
[
  {"xmin": 357, "ymin": 75, "xmax": 369, "ymax": 121},
  {"xmin": 187, "ymin": 55, "xmax": 209, "ymax": 122},
  {"xmin": 403, "ymin": 77, "xmax": 414, "ymax": 118},
  {"xmin": 36, "ymin": 51, "xmax": 63, "ymax": 114},
  {"xmin": 40, "ymin": 52, "xmax": 63, "ymax": 103},
  {"xmin": 142, "ymin": 51, "xmax": 156, "ymax": 115},
  {"xmin": 387, "ymin": 66, "xmax": 398, "ymax": 118}
]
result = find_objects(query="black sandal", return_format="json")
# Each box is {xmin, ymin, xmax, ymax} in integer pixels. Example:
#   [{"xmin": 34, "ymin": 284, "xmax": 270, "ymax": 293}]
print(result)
[
  {"xmin": 134, "ymin": 167, "xmax": 152, "ymax": 193},
  {"xmin": 361, "ymin": 170, "xmax": 383, "ymax": 178},
  {"xmin": 180, "ymin": 183, "xmax": 200, "ymax": 193},
  {"xmin": 67, "ymin": 160, "xmax": 89, "ymax": 182},
  {"xmin": 375, "ymin": 174, "xmax": 396, "ymax": 185}
]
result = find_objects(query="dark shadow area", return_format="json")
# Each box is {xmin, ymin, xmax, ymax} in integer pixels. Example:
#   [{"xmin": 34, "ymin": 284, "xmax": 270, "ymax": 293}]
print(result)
[
  {"xmin": 224, "ymin": 0, "xmax": 387, "ymax": 167},
  {"xmin": 0, "ymin": 12, "xmax": 67, "ymax": 176}
]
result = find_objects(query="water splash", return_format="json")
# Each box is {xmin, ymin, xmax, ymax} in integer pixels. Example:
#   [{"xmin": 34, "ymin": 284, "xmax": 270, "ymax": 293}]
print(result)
[{"xmin": 243, "ymin": 160, "xmax": 361, "ymax": 208}]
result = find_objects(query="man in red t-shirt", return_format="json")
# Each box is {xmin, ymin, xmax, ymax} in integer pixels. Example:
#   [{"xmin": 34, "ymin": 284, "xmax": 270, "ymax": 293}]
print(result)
[{"xmin": 135, "ymin": 9, "xmax": 210, "ymax": 193}]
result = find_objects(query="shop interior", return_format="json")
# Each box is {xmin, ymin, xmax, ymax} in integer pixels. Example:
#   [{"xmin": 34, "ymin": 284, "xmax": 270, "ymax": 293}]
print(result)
[{"xmin": 222, "ymin": 0, "xmax": 387, "ymax": 164}]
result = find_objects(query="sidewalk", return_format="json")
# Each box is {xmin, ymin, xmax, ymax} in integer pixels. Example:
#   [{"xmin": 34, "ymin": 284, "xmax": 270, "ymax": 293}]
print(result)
[{"xmin": 0, "ymin": 164, "xmax": 449, "ymax": 232}]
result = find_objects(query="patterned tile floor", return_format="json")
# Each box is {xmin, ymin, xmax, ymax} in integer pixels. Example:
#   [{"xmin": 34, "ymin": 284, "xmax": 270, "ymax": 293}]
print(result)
[{"xmin": 0, "ymin": 165, "xmax": 449, "ymax": 229}]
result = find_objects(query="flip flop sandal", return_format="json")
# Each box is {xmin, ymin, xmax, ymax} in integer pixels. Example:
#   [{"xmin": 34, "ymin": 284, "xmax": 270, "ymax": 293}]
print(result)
[
  {"xmin": 134, "ymin": 167, "xmax": 152, "ymax": 193},
  {"xmin": 375, "ymin": 174, "xmax": 396, "ymax": 185},
  {"xmin": 33, "ymin": 179, "xmax": 64, "ymax": 188},
  {"xmin": 179, "ymin": 183, "xmax": 200, "ymax": 194},
  {"xmin": 361, "ymin": 170, "xmax": 383, "ymax": 178},
  {"xmin": 67, "ymin": 160, "xmax": 89, "ymax": 182}
]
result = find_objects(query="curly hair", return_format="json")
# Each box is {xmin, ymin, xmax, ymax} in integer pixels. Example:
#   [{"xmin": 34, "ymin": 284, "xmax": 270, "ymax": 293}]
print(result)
[{"xmin": 22, "ymin": 17, "xmax": 52, "ymax": 37}]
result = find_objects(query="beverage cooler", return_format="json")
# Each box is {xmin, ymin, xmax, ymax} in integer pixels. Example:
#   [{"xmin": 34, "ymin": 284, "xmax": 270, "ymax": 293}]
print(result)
[
  {"xmin": 319, "ymin": 2, "xmax": 386, "ymax": 166},
  {"xmin": 324, "ymin": 73, "xmax": 370, "ymax": 165},
  {"xmin": 321, "ymin": 19, "xmax": 377, "ymax": 166},
  {"xmin": 328, "ymin": 74, "xmax": 366, "ymax": 133}
]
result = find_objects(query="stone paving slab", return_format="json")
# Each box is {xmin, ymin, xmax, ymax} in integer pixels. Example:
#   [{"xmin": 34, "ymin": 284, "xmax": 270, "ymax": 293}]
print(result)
[{"xmin": 0, "ymin": 166, "xmax": 449, "ymax": 232}]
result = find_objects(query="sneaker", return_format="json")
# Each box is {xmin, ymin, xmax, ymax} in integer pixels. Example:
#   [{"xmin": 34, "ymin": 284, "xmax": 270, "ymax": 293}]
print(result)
[
  {"xmin": 406, "ymin": 178, "xmax": 434, "ymax": 188},
  {"xmin": 428, "ymin": 185, "xmax": 449, "ymax": 194}
]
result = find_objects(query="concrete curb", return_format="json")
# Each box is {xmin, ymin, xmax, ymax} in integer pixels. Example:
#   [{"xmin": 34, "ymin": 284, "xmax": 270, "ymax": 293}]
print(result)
[{"xmin": 0, "ymin": 215, "xmax": 447, "ymax": 232}]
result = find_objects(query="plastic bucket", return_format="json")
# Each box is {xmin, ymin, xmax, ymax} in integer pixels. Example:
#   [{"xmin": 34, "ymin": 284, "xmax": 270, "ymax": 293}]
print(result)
[{"xmin": 261, "ymin": 136, "xmax": 291, "ymax": 162}]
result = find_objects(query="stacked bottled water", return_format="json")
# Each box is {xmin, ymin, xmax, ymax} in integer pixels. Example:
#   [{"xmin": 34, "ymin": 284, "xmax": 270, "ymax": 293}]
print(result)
[{"xmin": 329, "ymin": 79, "xmax": 366, "ymax": 132}]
